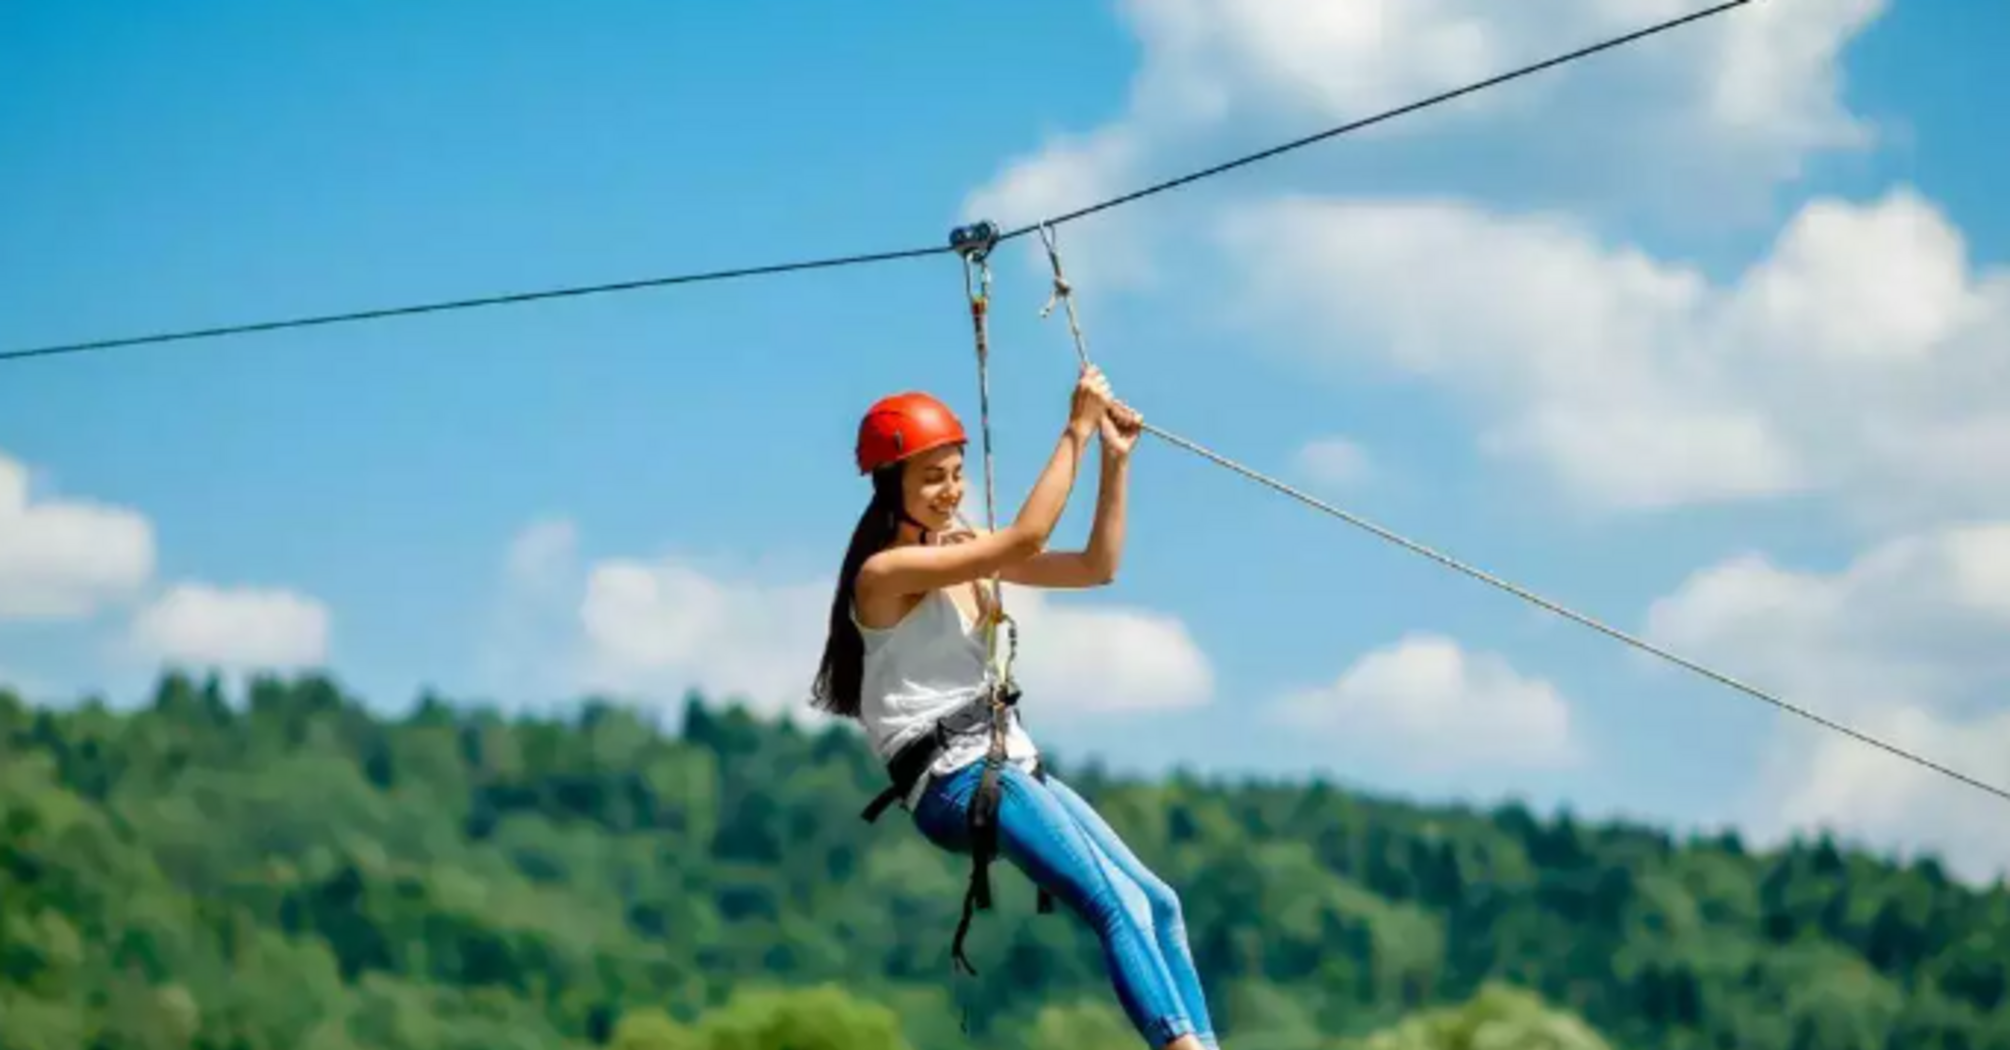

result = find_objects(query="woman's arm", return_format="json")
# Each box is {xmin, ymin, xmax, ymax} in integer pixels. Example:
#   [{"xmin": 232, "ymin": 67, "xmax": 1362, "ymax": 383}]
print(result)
[
  {"xmin": 998, "ymin": 450, "xmax": 1128, "ymax": 588},
  {"xmin": 858, "ymin": 371, "xmax": 1110, "ymax": 599},
  {"xmin": 999, "ymin": 400, "xmax": 1140, "ymax": 589}
]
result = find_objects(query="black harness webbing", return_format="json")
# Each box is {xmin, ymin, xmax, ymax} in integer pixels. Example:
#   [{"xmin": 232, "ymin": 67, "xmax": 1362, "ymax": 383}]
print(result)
[{"xmin": 859, "ymin": 683, "xmax": 1054, "ymax": 976}]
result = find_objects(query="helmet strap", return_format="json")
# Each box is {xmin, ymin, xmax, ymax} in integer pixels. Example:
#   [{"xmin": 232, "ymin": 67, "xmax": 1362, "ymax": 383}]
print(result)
[
  {"xmin": 881, "ymin": 495, "xmax": 932, "ymax": 547},
  {"xmin": 899, "ymin": 507, "xmax": 932, "ymax": 546}
]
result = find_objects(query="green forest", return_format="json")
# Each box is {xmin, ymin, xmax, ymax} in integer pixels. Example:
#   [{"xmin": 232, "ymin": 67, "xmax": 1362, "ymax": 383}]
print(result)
[{"xmin": 2, "ymin": 671, "xmax": 2006, "ymax": 1050}]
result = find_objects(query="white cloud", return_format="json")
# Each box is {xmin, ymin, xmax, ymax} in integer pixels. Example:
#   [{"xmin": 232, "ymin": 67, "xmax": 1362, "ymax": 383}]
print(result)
[
  {"xmin": 0, "ymin": 452, "xmax": 155, "ymax": 621},
  {"xmin": 998, "ymin": 584, "xmax": 1213, "ymax": 717},
  {"xmin": 576, "ymin": 555, "xmax": 832, "ymax": 718},
  {"xmin": 1699, "ymin": 0, "xmax": 1883, "ymax": 157},
  {"xmin": 1294, "ymin": 436, "xmax": 1374, "ymax": 489},
  {"xmin": 1219, "ymin": 187, "xmax": 2010, "ymax": 522},
  {"xmin": 964, "ymin": 127, "xmax": 1157, "ymax": 292},
  {"xmin": 1761, "ymin": 705, "xmax": 2010, "ymax": 882},
  {"xmin": 492, "ymin": 520, "xmax": 1213, "ymax": 722},
  {"xmin": 572, "ymin": 560, "xmax": 1215, "ymax": 722},
  {"xmin": 1645, "ymin": 525, "xmax": 2010, "ymax": 882},
  {"xmin": 129, "ymin": 582, "xmax": 331, "ymax": 674},
  {"xmin": 1120, "ymin": 0, "xmax": 1504, "ymax": 124},
  {"xmin": 0, "ymin": 449, "xmax": 336, "ymax": 694},
  {"xmin": 1644, "ymin": 527, "xmax": 2010, "ymax": 698},
  {"xmin": 966, "ymin": 0, "xmax": 1885, "ymax": 279},
  {"xmin": 1272, "ymin": 633, "xmax": 1576, "ymax": 770}
]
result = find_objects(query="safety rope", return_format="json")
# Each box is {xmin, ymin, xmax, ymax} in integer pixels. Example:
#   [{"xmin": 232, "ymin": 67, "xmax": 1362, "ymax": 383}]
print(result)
[
  {"xmin": 1033, "ymin": 224, "xmax": 2010, "ymax": 809},
  {"xmin": 951, "ymin": 221, "xmax": 1019, "ymax": 696},
  {"xmin": 945, "ymin": 220, "xmax": 1031, "ymax": 1035}
]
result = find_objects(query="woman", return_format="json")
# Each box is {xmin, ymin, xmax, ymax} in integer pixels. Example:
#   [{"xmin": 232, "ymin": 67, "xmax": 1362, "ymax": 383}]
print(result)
[{"xmin": 812, "ymin": 365, "xmax": 1219, "ymax": 1050}]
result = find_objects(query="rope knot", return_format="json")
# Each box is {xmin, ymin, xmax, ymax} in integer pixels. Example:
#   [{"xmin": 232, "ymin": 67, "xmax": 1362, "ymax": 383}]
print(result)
[{"xmin": 1041, "ymin": 278, "xmax": 1072, "ymax": 320}]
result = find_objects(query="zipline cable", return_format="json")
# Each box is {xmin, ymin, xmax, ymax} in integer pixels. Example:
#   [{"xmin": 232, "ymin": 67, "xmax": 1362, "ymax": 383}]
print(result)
[
  {"xmin": 0, "ymin": 246, "xmax": 948, "ymax": 363},
  {"xmin": 2, "ymin": 0, "xmax": 1751, "ymax": 365},
  {"xmin": 1032, "ymin": 223, "xmax": 2010, "ymax": 810}
]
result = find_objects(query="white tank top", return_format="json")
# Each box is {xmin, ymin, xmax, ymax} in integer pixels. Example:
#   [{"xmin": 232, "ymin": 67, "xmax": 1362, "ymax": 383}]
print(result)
[{"xmin": 854, "ymin": 586, "xmax": 1039, "ymax": 808}]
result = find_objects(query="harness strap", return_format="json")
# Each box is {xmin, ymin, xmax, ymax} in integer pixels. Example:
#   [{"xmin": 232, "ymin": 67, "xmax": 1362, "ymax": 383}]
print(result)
[
  {"xmin": 859, "ymin": 783, "xmax": 904, "ymax": 823},
  {"xmin": 858, "ymin": 684, "xmax": 1053, "ymax": 979}
]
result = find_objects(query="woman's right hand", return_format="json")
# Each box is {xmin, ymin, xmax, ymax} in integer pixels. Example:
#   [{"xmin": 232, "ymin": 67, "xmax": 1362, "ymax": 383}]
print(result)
[{"xmin": 1069, "ymin": 365, "xmax": 1114, "ymax": 437}]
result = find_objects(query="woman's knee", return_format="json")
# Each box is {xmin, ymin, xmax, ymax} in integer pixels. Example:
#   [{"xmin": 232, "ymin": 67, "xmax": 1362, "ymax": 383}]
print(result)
[{"xmin": 1139, "ymin": 871, "xmax": 1186, "ymax": 930}]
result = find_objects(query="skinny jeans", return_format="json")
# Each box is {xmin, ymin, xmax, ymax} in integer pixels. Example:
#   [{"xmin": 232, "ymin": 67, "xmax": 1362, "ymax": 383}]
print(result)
[{"xmin": 912, "ymin": 761, "xmax": 1218, "ymax": 1050}]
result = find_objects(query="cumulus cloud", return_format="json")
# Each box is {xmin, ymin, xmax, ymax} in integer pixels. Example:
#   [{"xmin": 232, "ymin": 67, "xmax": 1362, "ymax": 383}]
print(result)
[
  {"xmin": 1749, "ymin": 706, "xmax": 2010, "ymax": 881},
  {"xmin": 1645, "ymin": 524, "xmax": 2010, "ymax": 882},
  {"xmin": 577, "ymin": 555, "xmax": 832, "ymax": 717},
  {"xmin": 1219, "ymin": 187, "xmax": 2010, "ymax": 522},
  {"xmin": 1115, "ymin": 0, "xmax": 1881, "ymax": 143},
  {"xmin": 997, "ymin": 584, "xmax": 1214, "ymax": 717},
  {"xmin": 964, "ymin": 126, "xmax": 1157, "ymax": 292},
  {"xmin": 1272, "ymin": 633, "xmax": 1576, "ymax": 771},
  {"xmin": 502, "ymin": 522, "xmax": 1214, "ymax": 722},
  {"xmin": 129, "ymin": 583, "xmax": 332, "ymax": 674},
  {"xmin": 0, "ymin": 448, "xmax": 335, "ymax": 693},
  {"xmin": 0, "ymin": 452, "xmax": 155, "ymax": 621},
  {"xmin": 966, "ymin": 0, "xmax": 1885, "ymax": 284}
]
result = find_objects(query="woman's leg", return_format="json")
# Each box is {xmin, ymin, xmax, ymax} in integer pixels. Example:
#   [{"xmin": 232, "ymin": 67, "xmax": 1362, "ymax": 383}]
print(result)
[
  {"xmin": 1040, "ymin": 775, "xmax": 1218, "ymax": 1049},
  {"xmin": 912, "ymin": 762, "xmax": 1200, "ymax": 1049}
]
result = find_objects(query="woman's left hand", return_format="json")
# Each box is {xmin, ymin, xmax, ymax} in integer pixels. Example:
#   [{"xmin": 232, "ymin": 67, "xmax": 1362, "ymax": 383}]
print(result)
[{"xmin": 1100, "ymin": 399, "xmax": 1143, "ymax": 458}]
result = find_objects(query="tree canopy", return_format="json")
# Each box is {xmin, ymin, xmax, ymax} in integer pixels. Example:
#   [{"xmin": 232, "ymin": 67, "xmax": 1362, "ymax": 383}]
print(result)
[{"xmin": 1, "ymin": 671, "xmax": 2006, "ymax": 1049}]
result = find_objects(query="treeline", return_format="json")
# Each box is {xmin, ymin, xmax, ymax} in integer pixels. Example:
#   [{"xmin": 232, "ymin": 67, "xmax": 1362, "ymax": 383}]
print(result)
[{"xmin": 1, "ymin": 672, "xmax": 2006, "ymax": 1049}]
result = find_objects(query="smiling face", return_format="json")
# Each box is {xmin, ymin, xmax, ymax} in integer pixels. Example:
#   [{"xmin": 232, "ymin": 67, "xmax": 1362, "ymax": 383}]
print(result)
[{"xmin": 901, "ymin": 443, "xmax": 967, "ymax": 535}]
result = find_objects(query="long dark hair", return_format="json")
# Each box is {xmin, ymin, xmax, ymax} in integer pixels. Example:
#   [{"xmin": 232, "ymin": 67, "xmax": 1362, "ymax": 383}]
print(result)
[{"xmin": 811, "ymin": 466, "xmax": 907, "ymax": 719}]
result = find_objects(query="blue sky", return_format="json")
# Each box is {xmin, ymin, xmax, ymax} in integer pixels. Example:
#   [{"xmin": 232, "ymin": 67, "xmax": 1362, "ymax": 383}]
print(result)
[{"xmin": 5, "ymin": 1, "xmax": 2007, "ymax": 876}]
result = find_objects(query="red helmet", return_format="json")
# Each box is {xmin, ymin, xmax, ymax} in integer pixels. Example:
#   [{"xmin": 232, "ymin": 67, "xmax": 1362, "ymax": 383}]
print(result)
[{"xmin": 855, "ymin": 391, "xmax": 967, "ymax": 474}]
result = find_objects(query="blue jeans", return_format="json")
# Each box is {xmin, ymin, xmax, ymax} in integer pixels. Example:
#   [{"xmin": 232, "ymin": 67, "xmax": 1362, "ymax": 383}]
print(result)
[{"xmin": 913, "ymin": 761, "xmax": 1218, "ymax": 1050}]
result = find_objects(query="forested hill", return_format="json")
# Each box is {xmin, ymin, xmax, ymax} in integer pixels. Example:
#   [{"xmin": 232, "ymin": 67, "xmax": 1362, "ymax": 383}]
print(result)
[{"xmin": 2, "ymin": 672, "xmax": 2006, "ymax": 1050}]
